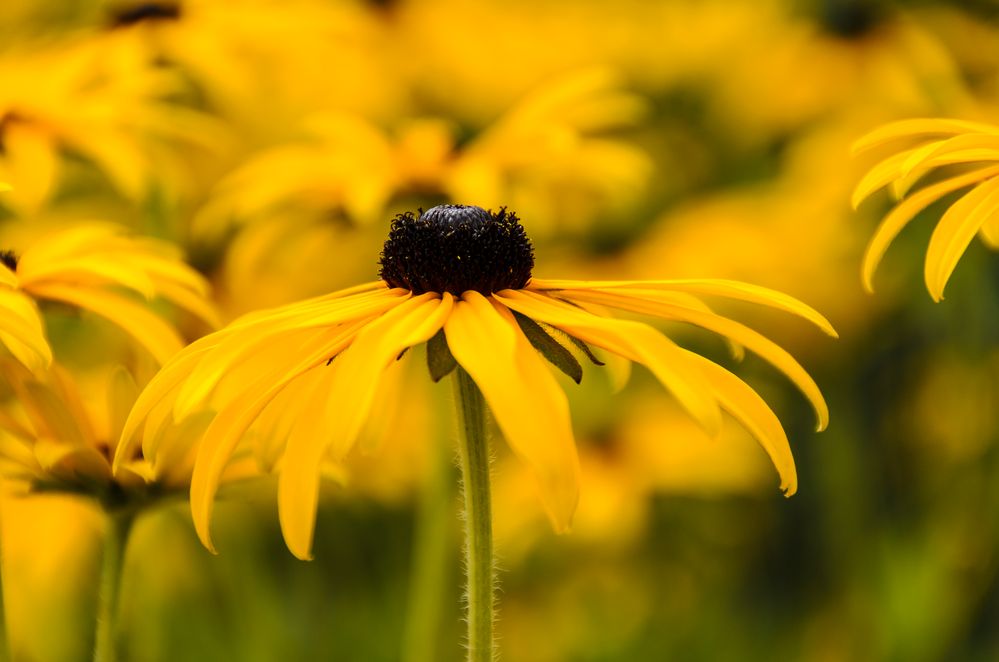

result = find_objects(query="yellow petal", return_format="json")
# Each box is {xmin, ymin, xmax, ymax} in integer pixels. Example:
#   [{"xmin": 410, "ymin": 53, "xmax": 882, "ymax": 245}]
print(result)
[
  {"xmin": 276, "ymin": 367, "xmax": 341, "ymax": 561},
  {"xmin": 445, "ymin": 292, "xmax": 580, "ymax": 532},
  {"xmin": 851, "ymin": 149, "xmax": 914, "ymax": 209},
  {"xmin": 530, "ymin": 278, "xmax": 837, "ymax": 337},
  {"xmin": 173, "ymin": 289, "xmax": 404, "ymax": 420},
  {"xmin": 558, "ymin": 288, "xmax": 828, "ymax": 432},
  {"xmin": 851, "ymin": 118, "xmax": 999, "ymax": 155},
  {"xmin": 893, "ymin": 134, "xmax": 999, "ymax": 198},
  {"xmin": 0, "ymin": 264, "xmax": 18, "ymax": 288},
  {"xmin": 277, "ymin": 294, "xmax": 453, "ymax": 560},
  {"xmin": 925, "ymin": 177, "xmax": 999, "ymax": 301},
  {"xmin": 981, "ymin": 214, "xmax": 999, "ymax": 249},
  {"xmin": 27, "ymin": 283, "xmax": 184, "ymax": 365},
  {"xmin": 682, "ymin": 351, "xmax": 797, "ymax": 496},
  {"xmin": 113, "ymin": 339, "xmax": 218, "ymax": 473},
  {"xmin": 0, "ymin": 289, "xmax": 52, "ymax": 373},
  {"xmin": 190, "ymin": 321, "xmax": 368, "ymax": 553},
  {"xmin": 495, "ymin": 289, "xmax": 722, "ymax": 436},
  {"xmin": 862, "ymin": 165, "xmax": 999, "ymax": 292},
  {"xmin": 1, "ymin": 123, "xmax": 59, "ymax": 214}
]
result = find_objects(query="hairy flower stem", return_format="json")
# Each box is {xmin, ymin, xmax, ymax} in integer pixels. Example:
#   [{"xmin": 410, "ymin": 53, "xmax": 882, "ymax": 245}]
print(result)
[
  {"xmin": 93, "ymin": 509, "xmax": 135, "ymax": 662},
  {"xmin": 453, "ymin": 368, "xmax": 494, "ymax": 662}
]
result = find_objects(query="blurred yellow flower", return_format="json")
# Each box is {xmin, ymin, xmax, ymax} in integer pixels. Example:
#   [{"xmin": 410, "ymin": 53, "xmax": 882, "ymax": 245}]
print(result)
[
  {"xmin": 116, "ymin": 205, "xmax": 833, "ymax": 560},
  {"xmin": 192, "ymin": 69, "xmax": 650, "ymax": 239},
  {"xmin": 0, "ymin": 223, "xmax": 219, "ymax": 369},
  {"xmin": 853, "ymin": 118, "xmax": 999, "ymax": 300},
  {"xmin": 0, "ymin": 38, "xmax": 220, "ymax": 214},
  {"xmin": 96, "ymin": 0, "xmax": 397, "ymax": 133}
]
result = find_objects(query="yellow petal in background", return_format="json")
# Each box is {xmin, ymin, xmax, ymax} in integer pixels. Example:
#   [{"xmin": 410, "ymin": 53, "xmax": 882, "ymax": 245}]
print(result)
[
  {"xmin": 446, "ymin": 292, "xmax": 580, "ymax": 532},
  {"xmin": 861, "ymin": 165, "xmax": 999, "ymax": 292},
  {"xmin": 925, "ymin": 176, "xmax": 999, "ymax": 301}
]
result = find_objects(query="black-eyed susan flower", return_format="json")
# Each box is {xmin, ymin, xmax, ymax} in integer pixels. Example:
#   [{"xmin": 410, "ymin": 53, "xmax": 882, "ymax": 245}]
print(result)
[
  {"xmin": 0, "ymin": 223, "xmax": 220, "ymax": 370},
  {"xmin": 115, "ymin": 203, "xmax": 832, "ymax": 660},
  {"xmin": 853, "ymin": 118, "xmax": 999, "ymax": 300},
  {"xmin": 116, "ymin": 203, "xmax": 833, "ymax": 558}
]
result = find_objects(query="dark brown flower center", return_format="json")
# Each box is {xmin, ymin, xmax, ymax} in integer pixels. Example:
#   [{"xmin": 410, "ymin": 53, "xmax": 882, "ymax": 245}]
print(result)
[
  {"xmin": 110, "ymin": 2, "xmax": 182, "ymax": 28},
  {"xmin": 0, "ymin": 250, "xmax": 17, "ymax": 271},
  {"xmin": 378, "ymin": 205, "xmax": 534, "ymax": 295}
]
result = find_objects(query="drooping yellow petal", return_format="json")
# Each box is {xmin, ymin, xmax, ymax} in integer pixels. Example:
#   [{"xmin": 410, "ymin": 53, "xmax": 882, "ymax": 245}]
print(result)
[
  {"xmin": 27, "ymin": 283, "xmax": 184, "ymax": 365},
  {"xmin": 892, "ymin": 134, "xmax": 999, "ymax": 198},
  {"xmin": 529, "ymin": 278, "xmax": 837, "ymax": 337},
  {"xmin": 925, "ymin": 176, "xmax": 999, "ymax": 301},
  {"xmin": 1, "ymin": 123, "xmax": 59, "ymax": 214},
  {"xmin": 981, "ymin": 215, "xmax": 999, "ymax": 249},
  {"xmin": 682, "ymin": 351, "xmax": 797, "ymax": 496},
  {"xmin": 275, "ymin": 366, "xmax": 342, "ymax": 561},
  {"xmin": 0, "ymin": 264, "xmax": 18, "ymax": 288},
  {"xmin": 190, "ymin": 321, "xmax": 369, "ymax": 553},
  {"xmin": 445, "ymin": 292, "xmax": 580, "ymax": 532},
  {"xmin": 0, "ymin": 289, "xmax": 53, "ymax": 373},
  {"xmin": 113, "ymin": 339, "xmax": 219, "ymax": 473},
  {"xmin": 495, "ymin": 289, "xmax": 722, "ymax": 436},
  {"xmin": 851, "ymin": 118, "xmax": 999, "ymax": 155},
  {"xmin": 852, "ymin": 149, "xmax": 916, "ymax": 209},
  {"xmin": 861, "ymin": 165, "xmax": 999, "ymax": 292},
  {"xmin": 172, "ymin": 289, "xmax": 405, "ymax": 419},
  {"xmin": 557, "ymin": 288, "xmax": 828, "ymax": 432},
  {"xmin": 277, "ymin": 293, "xmax": 453, "ymax": 560}
]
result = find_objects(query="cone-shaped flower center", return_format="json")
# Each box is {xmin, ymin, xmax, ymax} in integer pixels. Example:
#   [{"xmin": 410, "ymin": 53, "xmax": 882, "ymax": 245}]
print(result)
[
  {"xmin": 0, "ymin": 250, "xmax": 17, "ymax": 271},
  {"xmin": 379, "ymin": 205, "xmax": 534, "ymax": 295},
  {"xmin": 110, "ymin": 2, "xmax": 182, "ymax": 27}
]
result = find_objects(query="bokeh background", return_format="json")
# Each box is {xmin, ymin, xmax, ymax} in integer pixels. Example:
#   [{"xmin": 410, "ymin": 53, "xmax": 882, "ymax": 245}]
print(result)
[{"xmin": 1, "ymin": 0, "xmax": 998, "ymax": 660}]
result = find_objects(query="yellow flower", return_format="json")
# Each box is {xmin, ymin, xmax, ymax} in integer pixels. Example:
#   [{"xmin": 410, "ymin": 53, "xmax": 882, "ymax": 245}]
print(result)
[
  {"xmin": 116, "ymin": 205, "xmax": 834, "ymax": 560},
  {"xmin": 0, "ymin": 223, "xmax": 219, "ymax": 370},
  {"xmin": 852, "ymin": 118, "xmax": 999, "ymax": 300},
  {"xmin": 0, "ymin": 38, "xmax": 220, "ymax": 214},
  {"xmin": 192, "ymin": 69, "xmax": 649, "ymax": 239}
]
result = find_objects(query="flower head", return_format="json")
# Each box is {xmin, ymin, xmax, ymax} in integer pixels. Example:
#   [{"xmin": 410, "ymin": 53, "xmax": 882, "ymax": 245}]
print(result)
[
  {"xmin": 0, "ymin": 223, "xmax": 219, "ymax": 371},
  {"xmin": 853, "ymin": 118, "xmax": 999, "ymax": 300},
  {"xmin": 116, "ymin": 205, "xmax": 834, "ymax": 560}
]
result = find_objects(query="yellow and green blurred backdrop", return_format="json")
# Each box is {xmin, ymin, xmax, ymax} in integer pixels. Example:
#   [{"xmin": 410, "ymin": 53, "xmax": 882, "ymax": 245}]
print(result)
[{"xmin": 0, "ymin": 0, "xmax": 997, "ymax": 660}]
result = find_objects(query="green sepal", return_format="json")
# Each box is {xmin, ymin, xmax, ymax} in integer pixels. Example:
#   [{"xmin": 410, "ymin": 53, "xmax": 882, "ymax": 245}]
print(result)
[
  {"xmin": 563, "ymin": 332, "xmax": 605, "ymax": 366},
  {"xmin": 512, "ymin": 312, "xmax": 583, "ymax": 384},
  {"xmin": 427, "ymin": 329, "xmax": 457, "ymax": 382}
]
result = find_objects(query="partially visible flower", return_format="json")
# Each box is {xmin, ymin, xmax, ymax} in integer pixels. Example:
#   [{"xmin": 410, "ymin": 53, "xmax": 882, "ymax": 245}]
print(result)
[
  {"xmin": 96, "ymin": 0, "xmax": 398, "ymax": 133},
  {"xmin": 852, "ymin": 118, "xmax": 999, "ymax": 300},
  {"xmin": 0, "ymin": 223, "xmax": 219, "ymax": 370},
  {"xmin": 0, "ymin": 38, "xmax": 222, "ymax": 214},
  {"xmin": 116, "ymin": 204, "xmax": 834, "ymax": 560},
  {"xmin": 0, "ymin": 360, "xmax": 264, "ymax": 540},
  {"xmin": 192, "ymin": 69, "xmax": 650, "ymax": 240}
]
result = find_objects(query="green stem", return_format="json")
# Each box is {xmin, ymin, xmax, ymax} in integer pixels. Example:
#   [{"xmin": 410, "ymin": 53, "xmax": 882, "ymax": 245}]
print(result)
[
  {"xmin": 452, "ymin": 368, "xmax": 494, "ymax": 662},
  {"xmin": 401, "ymin": 427, "xmax": 454, "ymax": 662},
  {"xmin": 93, "ymin": 510, "xmax": 135, "ymax": 662}
]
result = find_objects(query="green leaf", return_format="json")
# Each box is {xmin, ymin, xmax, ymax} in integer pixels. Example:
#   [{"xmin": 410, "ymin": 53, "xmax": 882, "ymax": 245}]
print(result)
[
  {"xmin": 427, "ymin": 329, "xmax": 457, "ymax": 382},
  {"xmin": 512, "ymin": 312, "xmax": 583, "ymax": 384}
]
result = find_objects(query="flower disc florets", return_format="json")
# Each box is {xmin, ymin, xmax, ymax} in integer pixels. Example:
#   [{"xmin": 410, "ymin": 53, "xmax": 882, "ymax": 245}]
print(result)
[
  {"xmin": 379, "ymin": 205, "xmax": 534, "ymax": 295},
  {"xmin": 110, "ymin": 2, "xmax": 182, "ymax": 27},
  {"xmin": 0, "ymin": 250, "xmax": 17, "ymax": 271}
]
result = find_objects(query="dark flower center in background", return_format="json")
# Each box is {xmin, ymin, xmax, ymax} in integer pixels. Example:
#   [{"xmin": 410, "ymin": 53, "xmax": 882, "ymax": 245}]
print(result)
[
  {"xmin": 379, "ymin": 205, "xmax": 534, "ymax": 295},
  {"xmin": 110, "ymin": 2, "xmax": 182, "ymax": 28},
  {"xmin": 0, "ymin": 250, "xmax": 18, "ymax": 271},
  {"xmin": 820, "ymin": 0, "xmax": 881, "ymax": 39}
]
